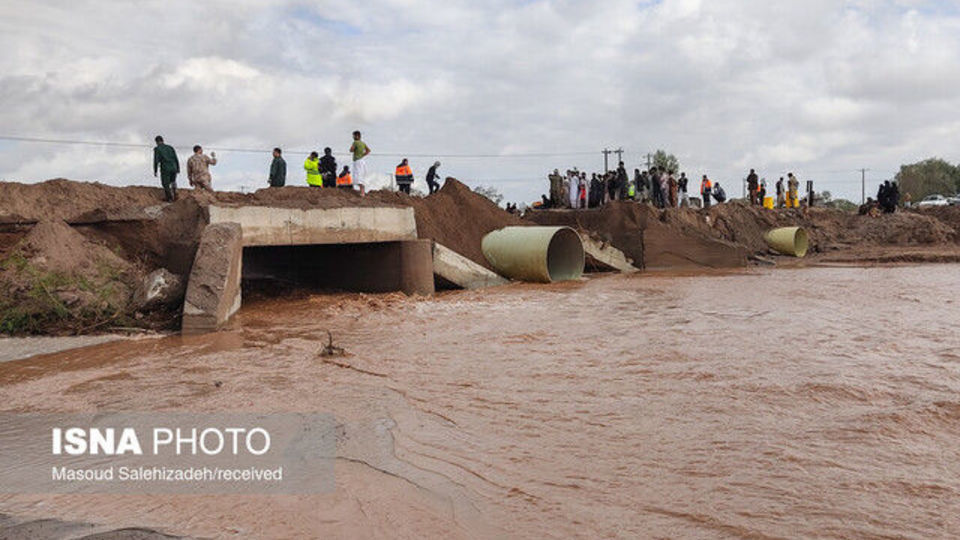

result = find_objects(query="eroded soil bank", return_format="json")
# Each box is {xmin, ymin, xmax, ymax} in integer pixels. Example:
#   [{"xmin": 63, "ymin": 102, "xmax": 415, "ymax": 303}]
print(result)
[{"xmin": 2, "ymin": 178, "xmax": 958, "ymax": 334}]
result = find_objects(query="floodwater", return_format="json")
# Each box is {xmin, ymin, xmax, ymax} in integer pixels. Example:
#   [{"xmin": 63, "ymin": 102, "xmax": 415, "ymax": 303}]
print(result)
[{"xmin": 1, "ymin": 265, "xmax": 959, "ymax": 539}]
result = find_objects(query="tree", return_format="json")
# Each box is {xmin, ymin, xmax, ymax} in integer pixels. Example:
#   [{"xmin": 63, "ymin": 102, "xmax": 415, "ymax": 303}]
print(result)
[
  {"xmin": 652, "ymin": 150, "xmax": 680, "ymax": 173},
  {"xmin": 895, "ymin": 158, "xmax": 960, "ymax": 200},
  {"xmin": 473, "ymin": 185, "xmax": 504, "ymax": 206}
]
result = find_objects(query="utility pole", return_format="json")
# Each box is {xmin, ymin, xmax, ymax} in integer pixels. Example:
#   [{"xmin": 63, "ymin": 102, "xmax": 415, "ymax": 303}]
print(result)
[
  {"xmin": 645, "ymin": 153, "xmax": 652, "ymax": 170},
  {"xmin": 859, "ymin": 168, "xmax": 869, "ymax": 204},
  {"xmin": 613, "ymin": 148, "xmax": 624, "ymax": 166},
  {"xmin": 602, "ymin": 148, "xmax": 613, "ymax": 174}
]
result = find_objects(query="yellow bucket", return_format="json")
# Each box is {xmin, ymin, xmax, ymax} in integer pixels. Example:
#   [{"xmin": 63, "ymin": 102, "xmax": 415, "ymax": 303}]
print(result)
[
  {"xmin": 763, "ymin": 197, "xmax": 774, "ymax": 209},
  {"xmin": 763, "ymin": 227, "xmax": 808, "ymax": 257}
]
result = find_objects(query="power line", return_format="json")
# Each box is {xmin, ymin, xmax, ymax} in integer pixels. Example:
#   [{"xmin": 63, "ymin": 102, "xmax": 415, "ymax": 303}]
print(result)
[{"xmin": 0, "ymin": 135, "xmax": 598, "ymax": 159}]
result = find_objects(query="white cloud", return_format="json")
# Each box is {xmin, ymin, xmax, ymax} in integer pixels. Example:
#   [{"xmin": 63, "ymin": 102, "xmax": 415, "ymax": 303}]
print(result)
[{"xmin": 1, "ymin": 0, "xmax": 959, "ymax": 203}]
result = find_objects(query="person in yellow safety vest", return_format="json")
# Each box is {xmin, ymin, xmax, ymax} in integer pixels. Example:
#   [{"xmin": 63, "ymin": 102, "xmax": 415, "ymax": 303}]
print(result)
[
  {"xmin": 700, "ymin": 175, "xmax": 713, "ymax": 209},
  {"xmin": 395, "ymin": 158, "xmax": 414, "ymax": 194},
  {"xmin": 304, "ymin": 152, "xmax": 322, "ymax": 187},
  {"xmin": 337, "ymin": 165, "xmax": 353, "ymax": 188}
]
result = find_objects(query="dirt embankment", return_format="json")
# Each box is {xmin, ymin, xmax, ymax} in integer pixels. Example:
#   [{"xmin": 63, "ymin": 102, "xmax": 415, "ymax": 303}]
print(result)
[
  {"xmin": 526, "ymin": 200, "xmax": 960, "ymax": 269},
  {"xmin": 2, "ymin": 177, "xmax": 958, "ymax": 335},
  {"xmin": 369, "ymin": 179, "xmax": 524, "ymax": 271},
  {"xmin": 0, "ymin": 177, "xmax": 520, "ymax": 334}
]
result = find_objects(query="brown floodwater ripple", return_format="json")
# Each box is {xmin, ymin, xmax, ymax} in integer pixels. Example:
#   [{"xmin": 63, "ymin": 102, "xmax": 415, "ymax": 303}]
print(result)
[{"xmin": 0, "ymin": 265, "xmax": 958, "ymax": 539}]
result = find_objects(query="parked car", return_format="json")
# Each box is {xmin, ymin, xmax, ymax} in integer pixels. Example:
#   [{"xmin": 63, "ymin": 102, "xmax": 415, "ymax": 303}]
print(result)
[
  {"xmin": 948, "ymin": 194, "xmax": 960, "ymax": 206},
  {"xmin": 918, "ymin": 194, "xmax": 950, "ymax": 207}
]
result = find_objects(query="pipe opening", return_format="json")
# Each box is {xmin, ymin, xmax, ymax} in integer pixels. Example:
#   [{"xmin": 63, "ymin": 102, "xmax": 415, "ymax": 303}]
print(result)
[
  {"xmin": 546, "ymin": 228, "xmax": 586, "ymax": 282},
  {"xmin": 793, "ymin": 228, "xmax": 809, "ymax": 258}
]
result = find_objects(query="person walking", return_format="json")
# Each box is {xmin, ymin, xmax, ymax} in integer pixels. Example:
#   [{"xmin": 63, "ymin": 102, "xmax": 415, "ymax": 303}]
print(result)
[
  {"xmin": 775, "ymin": 177, "xmax": 785, "ymax": 208},
  {"xmin": 304, "ymin": 152, "xmax": 322, "ymax": 187},
  {"xmin": 747, "ymin": 169, "xmax": 759, "ymax": 205},
  {"xmin": 349, "ymin": 131, "xmax": 370, "ymax": 186},
  {"xmin": 319, "ymin": 147, "xmax": 337, "ymax": 188},
  {"xmin": 153, "ymin": 135, "xmax": 180, "ymax": 202},
  {"xmin": 395, "ymin": 158, "xmax": 414, "ymax": 194},
  {"xmin": 700, "ymin": 175, "xmax": 713, "ymax": 209},
  {"xmin": 268, "ymin": 148, "xmax": 286, "ymax": 187},
  {"xmin": 187, "ymin": 145, "xmax": 217, "ymax": 191},
  {"xmin": 426, "ymin": 161, "xmax": 441, "ymax": 194}
]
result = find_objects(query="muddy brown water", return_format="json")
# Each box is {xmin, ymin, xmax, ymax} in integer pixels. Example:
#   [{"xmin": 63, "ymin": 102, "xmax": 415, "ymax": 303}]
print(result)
[{"xmin": 0, "ymin": 266, "xmax": 958, "ymax": 538}]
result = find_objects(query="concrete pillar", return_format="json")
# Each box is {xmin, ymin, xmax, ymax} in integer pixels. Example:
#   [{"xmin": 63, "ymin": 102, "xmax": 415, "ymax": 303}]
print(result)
[
  {"xmin": 398, "ymin": 239, "xmax": 435, "ymax": 296},
  {"xmin": 182, "ymin": 222, "xmax": 243, "ymax": 334}
]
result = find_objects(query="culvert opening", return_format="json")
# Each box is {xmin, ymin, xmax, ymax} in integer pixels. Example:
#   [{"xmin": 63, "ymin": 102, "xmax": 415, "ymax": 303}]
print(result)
[
  {"xmin": 241, "ymin": 241, "xmax": 433, "ymax": 298},
  {"xmin": 546, "ymin": 228, "xmax": 586, "ymax": 282}
]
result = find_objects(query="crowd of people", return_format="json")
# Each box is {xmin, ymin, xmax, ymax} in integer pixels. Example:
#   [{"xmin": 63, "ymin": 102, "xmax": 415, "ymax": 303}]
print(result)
[
  {"xmin": 542, "ymin": 163, "xmax": 731, "ymax": 211},
  {"xmin": 537, "ymin": 165, "xmax": 819, "ymax": 212},
  {"xmin": 151, "ymin": 130, "xmax": 444, "ymax": 202}
]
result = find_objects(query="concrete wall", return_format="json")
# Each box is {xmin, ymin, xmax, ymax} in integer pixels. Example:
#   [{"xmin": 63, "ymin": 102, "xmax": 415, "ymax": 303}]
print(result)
[
  {"xmin": 243, "ymin": 240, "xmax": 434, "ymax": 296},
  {"xmin": 208, "ymin": 205, "xmax": 418, "ymax": 247},
  {"xmin": 182, "ymin": 223, "xmax": 243, "ymax": 334}
]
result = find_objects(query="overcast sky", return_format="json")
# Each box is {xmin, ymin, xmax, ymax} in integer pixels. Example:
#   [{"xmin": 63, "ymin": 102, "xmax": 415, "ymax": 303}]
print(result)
[{"xmin": 1, "ymin": 0, "xmax": 959, "ymax": 204}]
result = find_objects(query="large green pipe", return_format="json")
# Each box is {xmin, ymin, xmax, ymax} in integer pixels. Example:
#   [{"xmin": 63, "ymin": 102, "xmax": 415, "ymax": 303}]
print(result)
[
  {"xmin": 481, "ymin": 226, "xmax": 585, "ymax": 283},
  {"xmin": 764, "ymin": 227, "xmax": 809, "ymax": 257}
]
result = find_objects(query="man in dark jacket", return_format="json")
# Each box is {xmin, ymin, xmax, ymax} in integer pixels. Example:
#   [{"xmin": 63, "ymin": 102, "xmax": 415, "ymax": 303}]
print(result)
[
  {"xmin": 153, "ymin": 135, "xmax": 180, "ymax": 201},
  {"xmin": 319, "ymin": 147, "xmax": 337, "ymax": 187},
  {"xmin": 269, "ymin": 147, "xmax": 286, "ymax": 187},
  {"xmin": 426, "ymin": 161, "xmax": 441, "ymax": 194},
  {"xmin": 746, "ymin": 169, "xmax": 759, "ymax": 205}
]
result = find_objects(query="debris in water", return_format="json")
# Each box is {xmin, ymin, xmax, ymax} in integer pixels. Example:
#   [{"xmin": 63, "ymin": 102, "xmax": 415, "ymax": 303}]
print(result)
[{"xmin": 319, "ymin": 331, "xmax": 346, "ymax": 357}]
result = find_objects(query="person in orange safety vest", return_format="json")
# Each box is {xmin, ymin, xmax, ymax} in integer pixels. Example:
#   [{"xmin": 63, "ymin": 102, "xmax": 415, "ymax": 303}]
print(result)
[
  {"xmin": 337, "ymin": 165, "xmax": 353, "ymax": 188},
  {"xmin": 395, "ymin": 158, "xmax": 414, "ymax": 194}
]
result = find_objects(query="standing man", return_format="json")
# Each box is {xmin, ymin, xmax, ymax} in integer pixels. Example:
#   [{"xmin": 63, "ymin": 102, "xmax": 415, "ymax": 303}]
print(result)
[
  {"xmin": 426, "ymin": 161, "xmax": 441, "ymax": 194},
  {"xmin": 268, "ymin": 148, "xmax": 286, "ymax": 187},
  {"xmin": 616, "ymin": 162, "xmax": 629, "ymax": 200},
  {"xmin": 319, "ymin": 147, "xmax": 337, "ymax": 187},
  {"xmin": 349, "ymin": 131, "xmax": 371, "ymax": 187},
  {"xmin": 678, "ymin": 172, "xmax": 689, "ymax": 207},
  {"xmin": 650, "ymin": 167, "xmax": 663, "ymax": 208},
  {"xmin": 187, "ymin": 145, "xmax": 217, "ymax": 191},
  {"xmin": 395, "ymin": 158, "xmax": 414, "ymax": 194},
  {"xmin": 759, "ymin": 178, "xmax": 767, "ymax": 207},
  {"xmin": 775, "ymin": 177, "xmax": 785, "ymax": 208},
  {"xmin": 305, "ymin": 152, "xmax": 322, "ymax": 187},
  {"xmin": 747, "ymin": 169, "xmax": 759, "ymax": 205},
  {"xmin": 700, "ymin": 175, "xmax": 713, "ymax": 209},
  {"xmin": 787, "ymin": 173, "xmax": 800, "ymax": 208},
  {"xmin": 153, "ymin": 135, "xmax": 180, "ymax": 202},
  {"xmin": 668, "ymin": 170, "xmax": 678, "ymax": 208}
]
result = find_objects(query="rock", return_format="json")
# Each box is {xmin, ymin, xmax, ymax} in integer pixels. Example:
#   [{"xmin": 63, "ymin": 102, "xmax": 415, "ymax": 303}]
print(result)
[
  {"xmin": 55, "ymin": 290, "xmax": 82, "ymax": 307},
  {"xmin": 133, "ymin": 268, "xmax": 185, "ymax": 311}
]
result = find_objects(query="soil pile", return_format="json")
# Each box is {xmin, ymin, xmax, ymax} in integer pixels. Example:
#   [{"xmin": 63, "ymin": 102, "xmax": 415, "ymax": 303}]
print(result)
[
  {"xmin": 915, "ymin": 206, "xmax": 960, "ymax": 243},
  {"xmin": 0, "ymin": 179, "xmax": 163, "ymax": 223},
  {"xmin": 527, "ymin": 203, "xmax": 749, "ymax": 269},
  {"xmin": 0, "ymin": 221, "xmax": 142, "ymax": 334},
  {"xmin": 525, "ymin": 203, "xmax": 648, "ymax": 266},
  {"xmin": 371, "ymin": 179, "xmax": 525, "ymax": 270},
  {"xmin": 844, "ymin": 212, "xmax": 954, "ymax": 246}
]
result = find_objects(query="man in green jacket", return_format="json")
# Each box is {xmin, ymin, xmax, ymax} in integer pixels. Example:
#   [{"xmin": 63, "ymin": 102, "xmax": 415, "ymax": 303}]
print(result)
[
  {"xmin": 269, "ymin": 147, "xmax": 286, "ymax": 187},
  {"xmin": 153, "ymin": 135, "xmax": 180, "ymax": 201}
]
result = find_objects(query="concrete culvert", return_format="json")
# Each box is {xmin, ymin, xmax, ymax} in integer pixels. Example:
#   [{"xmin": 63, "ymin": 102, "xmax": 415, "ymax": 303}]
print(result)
[{"xmin": 481, "ymin": 226, "xmax": 585, "ymax": 283}]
